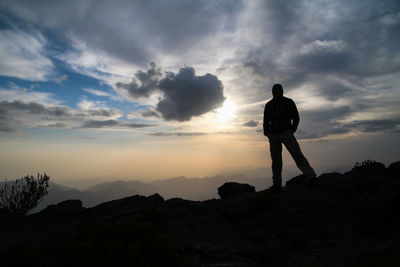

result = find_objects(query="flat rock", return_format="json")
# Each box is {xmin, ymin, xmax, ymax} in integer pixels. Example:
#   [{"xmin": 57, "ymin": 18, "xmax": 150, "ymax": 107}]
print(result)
[
  {"xmin": 286, "ymin": 174, "xmax": 310, "ymax": 187},
  {"xmin": 218, "ymin": 182, "xmax": 255, "ymax": 199},
  {"xmin": 40, "ymin": 199, "xmax": 85, "ymax": 215},
  {"xmin": 89, "ymin": 193, "xmax": 164, "ymax": 220}
]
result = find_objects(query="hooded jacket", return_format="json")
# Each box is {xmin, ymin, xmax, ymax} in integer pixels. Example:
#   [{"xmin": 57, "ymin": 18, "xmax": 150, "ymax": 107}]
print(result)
[{"xmin": 263, "ymin": 96, "xmax": 299, "ymax": 135}]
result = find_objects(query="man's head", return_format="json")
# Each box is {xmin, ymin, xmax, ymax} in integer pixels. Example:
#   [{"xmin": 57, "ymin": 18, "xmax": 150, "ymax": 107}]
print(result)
[{"xmin": 272, "ymin": 84, "xmax": 283, "ymax": 99}]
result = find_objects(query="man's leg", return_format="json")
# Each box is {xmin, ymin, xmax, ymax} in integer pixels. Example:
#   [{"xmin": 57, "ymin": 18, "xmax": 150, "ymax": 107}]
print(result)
[
  {"xmin": 269, "ymin": 134, "xmax": 283, "ymax": 187},
  {"xmin": 283, "ymin": 132, "xmax": 316, "ymax": 178}
]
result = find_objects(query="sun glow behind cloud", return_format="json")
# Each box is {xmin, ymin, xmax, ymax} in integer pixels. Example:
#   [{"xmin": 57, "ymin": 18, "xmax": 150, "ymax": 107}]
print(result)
[{"xmin": 215, "ymin": 99, "xmax": 236, "ymax": 124}]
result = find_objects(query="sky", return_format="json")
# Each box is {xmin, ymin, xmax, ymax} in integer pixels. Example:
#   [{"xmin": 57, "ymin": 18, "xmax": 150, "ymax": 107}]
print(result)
[{"xmin": 0, "ymin": 0, "xmax": 399, "ymax": 186}]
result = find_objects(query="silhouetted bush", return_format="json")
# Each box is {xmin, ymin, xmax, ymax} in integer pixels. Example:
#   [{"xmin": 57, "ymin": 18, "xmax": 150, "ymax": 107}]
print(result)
[
  {"xmin": 354, "ymin": 159, "xmax": 377, "ymax": 168},
  {"xmin": 0, "ymin": 173, "xmax": 49, "ymax": 215}
]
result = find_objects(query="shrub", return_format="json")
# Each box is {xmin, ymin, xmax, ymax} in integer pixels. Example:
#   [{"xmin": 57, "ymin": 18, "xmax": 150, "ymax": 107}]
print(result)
[
  {"xmin": 354, "ymin": 159, "xmax": 377, "ymax": 168},
  {"xmin": 349, "ymin": 159, "xmax": 385, "ymax": 177},
  {"xmin": 0, "ymin": 173, "xmax": 50, "ymax": 215}
]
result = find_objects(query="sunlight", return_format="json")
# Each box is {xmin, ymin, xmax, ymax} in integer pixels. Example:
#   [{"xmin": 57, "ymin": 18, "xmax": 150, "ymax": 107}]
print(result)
[{"xmin": 216, "ymin": 99, "xmax": 236, "ymax": 123}]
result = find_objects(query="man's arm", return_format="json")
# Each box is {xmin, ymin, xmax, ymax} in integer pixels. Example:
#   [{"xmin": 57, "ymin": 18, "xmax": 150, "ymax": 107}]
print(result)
[
  {"xmin": 263, "ymin": 103, "xmax": 270, "ymax": 137},
  {"xmin": 291, "ymin": 100, "xmax": 300, "ymax": 133}
]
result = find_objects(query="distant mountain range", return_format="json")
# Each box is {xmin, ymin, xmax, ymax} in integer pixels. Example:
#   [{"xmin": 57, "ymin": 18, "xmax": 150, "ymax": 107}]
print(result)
[{"xmin": 31, "ymin": 173, "xmax": 270, "ymax": 213}]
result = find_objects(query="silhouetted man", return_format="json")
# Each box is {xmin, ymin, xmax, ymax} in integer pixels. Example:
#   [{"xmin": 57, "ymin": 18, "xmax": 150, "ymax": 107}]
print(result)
[{"xmin": 263, "ymin": 84, "xmax": 316, "ymax": 192}]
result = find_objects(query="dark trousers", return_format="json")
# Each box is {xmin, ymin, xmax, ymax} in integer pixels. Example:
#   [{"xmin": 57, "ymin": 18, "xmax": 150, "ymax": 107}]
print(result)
[{"xmin": 268, "ymin": 130, "xmax": 316, "ymax": 187}]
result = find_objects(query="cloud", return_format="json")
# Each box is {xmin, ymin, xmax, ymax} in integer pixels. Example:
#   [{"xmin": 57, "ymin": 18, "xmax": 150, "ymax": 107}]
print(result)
[
  {"xmin": 0, "ymin": 100, "xmax": 126, "ymax": 132},
  {"xmin": 149, "ymin": 132, "xmax": 207, "ymax": 137},
  {"xmin": 293, "ymin": 49, "xmax": 352, "ymax": 74},
  {"xmin": 0, "ymin": 101, "xmax": 72, "ymax": 117},
  {"xmin": 296, "ymin": 118, "xmax": 400, "ymax": 140},
  {"xmin": 83, "ymin": 88, "xmax": 124, "ymax": 101},
  {"xmin": 156, "ymin": 66, "xmax": 225, "ymax": 121},
  {"xmin": 1, "ymin": 0, "xmax": 242, "ymax": 68},
  {"xmin": 0, "ymin": 28, "xmax": 54, "ymax": 81},
  {"xmin": 1, "ymin": 0, "xmax": 399, "ymax": 142},
  {"xmin": 315, "ymin": 79, "xmax": 353, "ymax": 101},
  {"xmin": 44, "ymin": 122, "xmax": 68, "ymax": 128},
  {"xmin": 301, "ymin": 106, "xmax": 352, "ymax": 123},
  {"xmin": 81, "ymin": 120, "xmax": 156, "ymax": 129},
  {"xmin": 0, "ymin": 84, "xmax": 62, "ymax": 105},
  {"xmin": 54, "ymin": 74, "xmax": 68, "ymax": 84},
  {"xmin": 0, "ymin": 118, "xmax": 18, "ymax": 133},
  {"xmin": 242, "ymin": 120, "xmax": 258, "ymax": 127},
  {"xmin": 343, "ymin": 118, "xmax": 400, "ymax": 133},
  {"xmin": 83, "ymin": 88, "xmax": 110, "ymax": 97},
  {"xmin": 141, "ymin": 109, "xmax": 160, "ymax": 118},
  {"xmin": 243, "ymin": 61, "xmax": 265, "ymax": 76},
  {"xmin": 116, "ymin": 62, "xmax": 162, "ymax": 98},
  {"xmin": 293, "ymin": 106, "xmax": 355, "ymax": 139},
  {"xmin": 0, "ymin": 100, "xmax": 123, "ymax": 120},
  {"xmin": 118, "ymin": 64, "xmax": 226, "ymax": 122},
  {"xmin": 76, "ymin": 98, "xmax": 111, "ymax": 111}
]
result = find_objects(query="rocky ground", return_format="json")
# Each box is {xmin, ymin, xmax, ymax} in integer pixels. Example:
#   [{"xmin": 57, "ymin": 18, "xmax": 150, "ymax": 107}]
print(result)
[{"xmin": 1, "ymin": 161, "xmax": 399, "ymax": 266}]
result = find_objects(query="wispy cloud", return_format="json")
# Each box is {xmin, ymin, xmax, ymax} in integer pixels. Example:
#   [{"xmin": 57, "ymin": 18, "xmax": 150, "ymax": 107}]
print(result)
[
  {"xmin": 242, "ymin": 120, "xmax": 258, "ymax": 127},
  {"xmin": 54, "ymin": 74, "xmax": 68, "ymax": 84},
  {"xmin": 83, "ymin": 88, "xmax": 124, "ymax": 101},
  {"xmin": 80, "ymin": 119, "xmax": 156, "ymax": 129},
  {"xmin": 0, "ymin": 99, "xmax": 125, "ymax": 133},
  {"xmin": 149, "ymin": 132, "xmax": 207, "ymax": 137},
  {"xmin": 0, "ymin": 29, "xmax": 54, "ymax": 81},
  {"xmin": 0, "ymin": 84, "xmax": 61, "ymax": 105}
]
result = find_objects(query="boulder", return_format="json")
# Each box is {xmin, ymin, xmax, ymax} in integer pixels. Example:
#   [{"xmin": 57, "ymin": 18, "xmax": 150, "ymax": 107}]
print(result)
[
  {"xmin": 387, "ymin": 161, "xmax": 400, "ymax": 177},
  {"xmin": 218, "ymin": 182, "xmax": 255, "ymax": 199},
  {"xmin": 345, "ymin": 161, "xmax": 386, "ymax": 176},
  {"xmin": 89, "ymin": 193, "xmax": 164, "ymax": 220},
  {"xmin": 286, "ymin": 174, "xmax": 310, "ymax": 187},
  {"xmin": 41, "ymin": 199, "xmax": 85, "ymax": 215}
]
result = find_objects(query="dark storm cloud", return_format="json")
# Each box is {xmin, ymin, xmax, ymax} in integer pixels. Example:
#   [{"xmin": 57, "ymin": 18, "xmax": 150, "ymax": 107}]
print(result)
[
  {"xmin": 116, "ymin": 62, "xmax": 161, "ymax": 98},
  {"xmin": 118, "ymin": 64, "xmax": 226, "ymax": 122},
  {"xmin": 242, "ymin": 120, "xmax": 258, "ymax": 127},
  {"xmin": 0, "ymin": 0, "xmax": 243, "ymax": 64},
  {"xmin": 149, "ymin": 132, "xmax": 207, "ymax": 137},
  {"xmin": 80, "ymin": 120, "xmax": 156, "ymax": 129},
  {"xmin": 156, "ymin": 67, "xmax": 225, "ymax": 121}
]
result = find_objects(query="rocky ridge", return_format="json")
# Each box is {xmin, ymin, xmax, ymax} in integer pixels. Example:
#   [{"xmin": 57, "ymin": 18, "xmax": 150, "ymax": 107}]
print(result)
[{"xmin": 0, "ymin": 161, "xmax": 399, "ymax": 266}]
